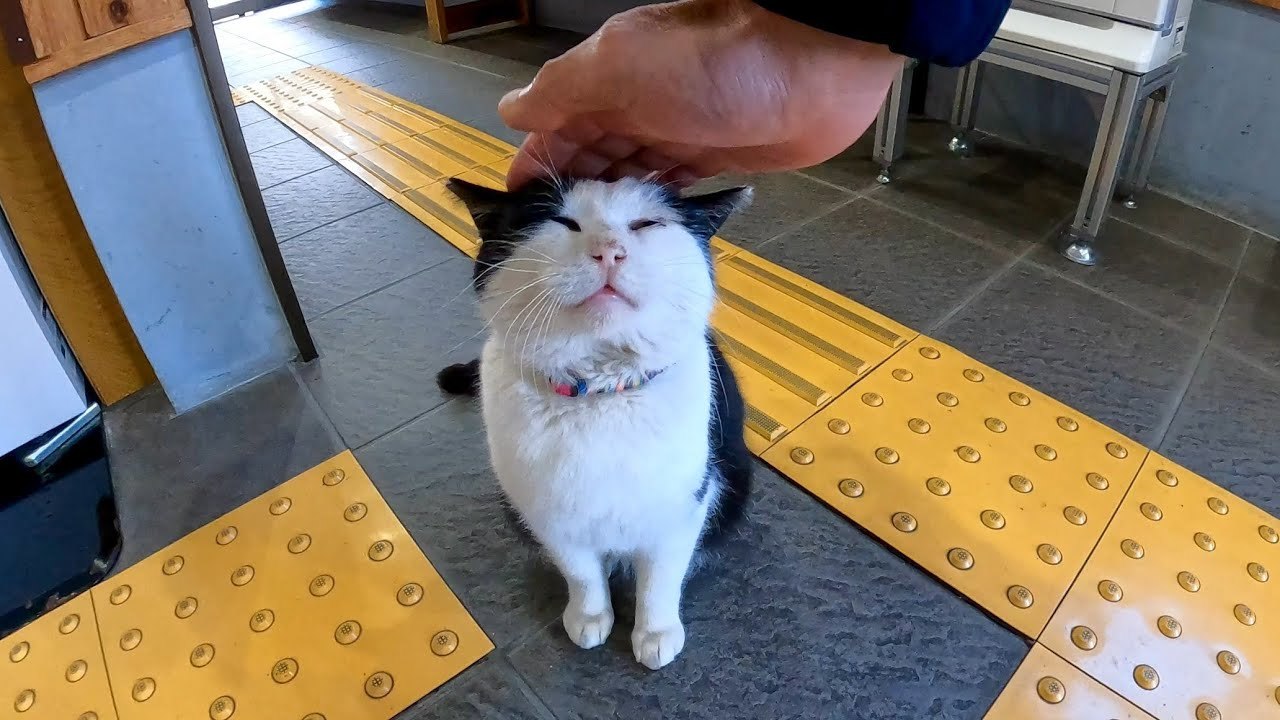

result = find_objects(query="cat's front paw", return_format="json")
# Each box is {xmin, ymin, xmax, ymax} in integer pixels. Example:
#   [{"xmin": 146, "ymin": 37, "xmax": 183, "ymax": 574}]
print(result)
[
  {"xmin": 631, "ymin": 623, "xmax": 685, "ymax": 670},
  {"xmin": 563, "ymin": 605, "xmax": 614, "ymax": 650}
]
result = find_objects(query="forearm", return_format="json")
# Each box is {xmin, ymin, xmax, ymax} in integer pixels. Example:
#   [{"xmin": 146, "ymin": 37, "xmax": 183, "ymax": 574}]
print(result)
[{"xmin": 751, "ymin": 0, "xmax": 1012, "ymax": 67}]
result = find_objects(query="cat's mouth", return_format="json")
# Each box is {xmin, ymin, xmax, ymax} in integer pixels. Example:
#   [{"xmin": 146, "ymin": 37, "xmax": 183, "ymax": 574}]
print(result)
[{"xmin": 577, "ymin": 283, "xmax": 637, "ymax": 310}]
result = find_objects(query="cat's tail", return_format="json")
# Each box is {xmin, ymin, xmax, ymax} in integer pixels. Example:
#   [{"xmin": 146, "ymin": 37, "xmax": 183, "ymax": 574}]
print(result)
[{"xmin": 437, "ymin": 358, "xmax": 480, "ymax": 397}]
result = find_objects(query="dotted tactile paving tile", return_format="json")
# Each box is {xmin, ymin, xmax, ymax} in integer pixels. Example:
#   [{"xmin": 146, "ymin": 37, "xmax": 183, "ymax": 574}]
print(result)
[
  {"xmin": 984, "ymin": 643, "xmax": 1157, "ymax": 719},
  {"xmin": 1041, "ymin": 453, "xmax": 1280, "ymax": 719},
  {"xmin": 236, "ymin": 67, "xmax": 915, "ymax": 455},
  {"xmin": 90, "ymin": 450, "xmax": 491, "ymax": 720},
  {"xmin": 2, "ymin": 593, "xmax": 118, "ymax": 720},
  {"xmin": 762, "ymin": 336, "xmax": 1146, "ymax": 637}
]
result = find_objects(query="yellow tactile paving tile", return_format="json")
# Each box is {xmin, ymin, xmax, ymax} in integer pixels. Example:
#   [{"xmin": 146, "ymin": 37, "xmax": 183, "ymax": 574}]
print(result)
[
  {"xmin": 401, "ymin": 179, "xmax": 483, "ymax": 257},
  {"xmin": 91, "ymin": 451, "xmax": 491, "ymax": 720},
  {"xmin": 714, "ymin": 248, "xmax": 913, "ymax": 453},
  {"xmin": 1042, "ymin": 454, "xmax": 1280, "ymax": 719},
  {"xmin": 985, "ymin": 643, "xmax": 1157, "ymax": 719},
  {"xmin": 762, "ymin": 337, "xmax": 1147, "ymax": 637},
  {"xmin": 2, "ymin": 593, "xmax": 118, "ymax": 720}
]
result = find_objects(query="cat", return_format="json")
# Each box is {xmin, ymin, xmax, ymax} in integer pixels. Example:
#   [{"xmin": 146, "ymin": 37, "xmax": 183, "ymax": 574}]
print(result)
[{"xmin": 437, "ymin": 175, "xmax": 753, "ymax": 670}]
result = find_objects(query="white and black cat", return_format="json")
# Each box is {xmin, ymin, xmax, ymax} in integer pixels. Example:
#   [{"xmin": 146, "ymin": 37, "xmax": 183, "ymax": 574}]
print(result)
[{"xmin": 437, "ymin": 176, "xmax": 753, "ymax": 669}]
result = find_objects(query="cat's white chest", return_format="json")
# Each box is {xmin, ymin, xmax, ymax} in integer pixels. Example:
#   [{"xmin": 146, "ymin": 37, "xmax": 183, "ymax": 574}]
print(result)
[{"xmin": 479, "ymin": 340, "xmax": 712, "ymax": 552}]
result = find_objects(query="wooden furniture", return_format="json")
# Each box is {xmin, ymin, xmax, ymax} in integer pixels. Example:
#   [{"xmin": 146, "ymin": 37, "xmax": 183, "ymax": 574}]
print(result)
[
  {"xmin": 425, "ymin": 0, "xmax": 529, "ymax": 43},
  {"xmin": 0, "ymin": 53, "xmax": 155, "ymax": 403},
  {"xmin": 0, "ymin": 0, "xmax": 192, "ymax": 83}
]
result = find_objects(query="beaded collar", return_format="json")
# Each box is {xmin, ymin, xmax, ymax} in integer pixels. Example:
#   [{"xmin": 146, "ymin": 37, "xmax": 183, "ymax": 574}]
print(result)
[{"xmin": 549, "ymin": 368, "xmax": 666, "ymax": 398}]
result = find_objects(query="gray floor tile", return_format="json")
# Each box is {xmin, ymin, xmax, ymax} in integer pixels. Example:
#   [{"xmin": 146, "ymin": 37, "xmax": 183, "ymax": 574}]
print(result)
[
  {"xmin": 1116, "ymin": 191, "xmax": 1251, "ymax": 266},
  {"xmin": 235, "ymin": 102, "xmax": 271, "ymax": 127},
  {"xmin": 224, "ymin": 50, "xmax": 296, "ymax": 76},
  {"xmin": 281, "ymin": 203, "xmax": 460, "ymax": 318},
  {"xmin": 376, "ymin": 63, "xmax": 521, "ymax": 124},
  {"xmin": 228, "ymin": 57, "xmax": 308, "ymax": 87},
  {"xmin": 104, "ymin": 367, "xmax": 343, "ymax": 570},
  {"xmin": 754, "ymin": 198, "xmax": 1010, "ymax": 330},
  {"xmin": 357, "ymin": 400, "xmax": 563, "ymax": 647},
  {"xmin": 250, "ymin": 137, "xmax": 333, "ymax": 189},
  {"xmin": 1028, "ymin": 219, "xmax": 1235, "ymax": 335},
  {"xmin": 397, "ymin": 657, "xmax": 554, "ymax": 720},
  {"xmin": 935, "ymin": 261, "xmax": 1201, "ymax": 445},
  {"xmin": 697, "ymin": 172, "xmax": 853, "ymax": 249},
  {"xmin": 1239, "ymin": 232, "xmax": 1280, "ymax": 288},
  {"xmin": 797, "ymin": 138, "xmax": 883, "ymax": 193},
  {"xmin": 508, "ymin": 463, "xmax": 1027, "ymax": 720},
  {"xmin": 874, "ymin": 142, "xmax": 1076, "ymax": 253},
  {"xmin": 1159, "ymin": 349, "xmax": 1280, "ymax": 516},
  {"xmin": 319, "ymin": 52, "xmax": 397, "ymax": 75},
  {"xmin": 464, "ymin": 112, "xmax": 525, "ymax": 148},
  {"xmin": 263, "ymin": 165, "xmax": 382, "ymax": 241},
  {"xmin": 299, "ymin": 258, "xmax": 483, "ymax": 447},
  {"xmin": 800, "ymin": 120, "xmax": 954, "ymax": 193},
  {"xmin": 451, "ymin": 31, "xmax": 573, "ymax": 67},
  {"xmin": 240, "ymin": 116, "xmax": 297, "ymax": 153},
  {"xmin": 295, "ymin": 40, "xmax": 365, "ymax": 64},
  {"xmin": 1211, "ymin": 273, "xmax": 1280, "ymax": 371}
]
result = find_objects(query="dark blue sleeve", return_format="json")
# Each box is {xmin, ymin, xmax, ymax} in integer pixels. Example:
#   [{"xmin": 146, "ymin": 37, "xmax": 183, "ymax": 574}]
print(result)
[{"xmin": 753, "ymin": 0, "xmax": 1012, "ymax": 67}]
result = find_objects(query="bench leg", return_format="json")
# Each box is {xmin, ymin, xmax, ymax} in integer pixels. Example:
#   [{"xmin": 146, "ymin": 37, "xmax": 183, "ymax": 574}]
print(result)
[
  {"xmin": 1119, "ymin": 84, "xmax": 1172, "ymax": 209},
  {"xmin": 948, "ymin": 61, "xmax": 984, "ymax": 156},
  {"xmin": 1058, "ymin": 69, "xmax": 1143, "ymax": 266},
  {"xmin": 872, "ymin": 59, "xmax": 915, "ymax": 184}
]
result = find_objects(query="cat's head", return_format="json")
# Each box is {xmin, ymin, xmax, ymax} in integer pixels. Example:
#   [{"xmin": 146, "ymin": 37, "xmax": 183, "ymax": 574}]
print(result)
[{"xmin": 449, "ymin": 176, "xmax": 750, "ymax": 373}]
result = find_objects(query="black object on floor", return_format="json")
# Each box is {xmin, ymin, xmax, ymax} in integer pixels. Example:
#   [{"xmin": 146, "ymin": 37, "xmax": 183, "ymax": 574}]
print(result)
[{"xmin": 0, "ymin": 413, "xmax": 121, "ymax": 636}]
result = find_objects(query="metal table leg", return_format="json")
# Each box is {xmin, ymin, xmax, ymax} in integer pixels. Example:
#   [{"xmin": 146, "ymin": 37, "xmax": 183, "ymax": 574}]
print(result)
[
  {"xmin": 872, "ymin": 59, "xmax": 916, "ymax": 184},
  {"xmin": 1120, "ymin": 84, "xmax": 1172, "ymax": 209},
  {"xmin": 949, "ymin": 61, "xmax": 985, "ymax": 156},
  {"xmin": 1058, "ymin": 69, "xmax": 1144, "ymax": 265}
]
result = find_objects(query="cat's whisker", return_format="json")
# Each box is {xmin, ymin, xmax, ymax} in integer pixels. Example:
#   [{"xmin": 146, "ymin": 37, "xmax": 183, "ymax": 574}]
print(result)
[
  {"xmin": 516, "ymin": 290, "xmax": 558, "ymax": 386},
  {"xmin": 499, "ymin": 286, "xmax": 553, "ymax": 356}
]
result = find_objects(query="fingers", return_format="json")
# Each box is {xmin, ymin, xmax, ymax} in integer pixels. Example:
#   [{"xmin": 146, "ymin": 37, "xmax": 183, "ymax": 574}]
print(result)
[
  {"xmin": 499, "ymin": 37, "xmax": 608, "ymax": 133},
  {"xmin": 506, "ymin": 130, "xmax": 701, "ymax": 189},
  {"xmin": 505, "ymin": 133, "xmax": 578, "ymax": 189}
]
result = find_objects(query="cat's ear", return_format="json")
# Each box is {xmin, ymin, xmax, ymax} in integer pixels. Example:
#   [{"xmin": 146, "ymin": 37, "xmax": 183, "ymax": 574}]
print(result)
[
  {"xmin": 678, "ymin": 186, "xmax": 754, "ymax": 239},
  {"xmin": 447, "ymin": 178, "xmax": 513, "ymax": 221}
]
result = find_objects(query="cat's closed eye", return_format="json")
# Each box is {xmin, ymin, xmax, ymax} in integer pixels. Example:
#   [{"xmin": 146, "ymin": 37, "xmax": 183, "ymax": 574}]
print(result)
[
  {"xmin": 628, "ymin": 219, "xmax": 662, "ymax": 232},
  {"xmin": 551, "ymin": 216, "xmax": 581, "ymax": 231}
]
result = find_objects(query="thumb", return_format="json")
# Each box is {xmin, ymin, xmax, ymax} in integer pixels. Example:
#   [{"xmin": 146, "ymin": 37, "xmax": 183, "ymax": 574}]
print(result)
[{"xmin": 498, "ymin": 83, "xmax": 554, "ymax": 132}]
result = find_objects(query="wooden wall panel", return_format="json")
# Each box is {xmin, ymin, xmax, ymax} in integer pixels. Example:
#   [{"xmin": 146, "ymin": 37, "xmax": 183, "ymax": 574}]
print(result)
[
  {"xmin": 3, "ymin": 0, "xmax": 190, "ymax": 82},
  {"xmin": 0, "ymin": 53, "xmax": 154, "ymax": 404},
  {"xmin": 78, "ymin": 0, "xmax": 186, "ymax": 40},
  {"xmin": 17, "ymin": 0, "xmax": 83, "ymax": 58}
]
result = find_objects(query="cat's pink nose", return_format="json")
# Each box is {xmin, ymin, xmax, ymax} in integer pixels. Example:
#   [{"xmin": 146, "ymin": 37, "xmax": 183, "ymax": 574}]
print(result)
[{"xmin": 590, "ymin": 243, "xmax": 626, "ymax": 266}]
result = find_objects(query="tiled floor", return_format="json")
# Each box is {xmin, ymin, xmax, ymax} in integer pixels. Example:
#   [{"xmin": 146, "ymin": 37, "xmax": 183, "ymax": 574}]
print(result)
[{"xmin": 100, "ymin": 3, "xmax": 1280, "ymax": 718}]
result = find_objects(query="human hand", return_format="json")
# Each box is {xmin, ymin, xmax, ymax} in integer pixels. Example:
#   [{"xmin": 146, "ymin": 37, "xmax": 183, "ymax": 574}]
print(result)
[{"xmin": 498, "ymin": 0, "xmax": 903, "ymax": 188}]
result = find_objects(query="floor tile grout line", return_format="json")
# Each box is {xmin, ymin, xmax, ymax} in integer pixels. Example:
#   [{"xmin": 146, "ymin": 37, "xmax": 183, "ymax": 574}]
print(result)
[
  {"xmin": 87, "ymin": 591, "xmax": 125, "ymax": 720},
  {"xmin": 286, "ymin": 362, "xmax": 348, "ymax": 450},
  {"xmin": 1031, "ymin": 447, "xmax": 1152, "ymax": 648},
  {"xmin": 1149, "ymin": 230, "xmax": 1252, "ymax": 449},
  {"xmin": 1019, "ymin": 245, "xmax": 1208, "ymax": 340},
  {"xmin": 1108, "ymin": 211, "xmax": 1250, "ymax": 270},
  {"xmin": 1040, "ymin": 642, "xmax": 1156, "ymax": 717},
  {"xmin": 494, "ymin": 654, "xmax": 562, "ymax": 720},
  {"xmin": 287, "ymin": 19, "xmax": 516, "ymax": 81},
  {"xmin": 927, "ymin": 241, "xmax": 1040, "ymax": 335},
  {"xmin": 351, "ymin": 396, "xmax": 456, "ymax": 453},
  {"xmin": 309, "ymin": 252, "xmax": 461, "ymax": 323},
  {"xmin": 860, "ymin": 190, "xmax": 1069, "ymax": 263},
  {"xmin": 746, "ymin": 196, "xmax": 861, "ymax": 253}
]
